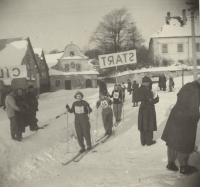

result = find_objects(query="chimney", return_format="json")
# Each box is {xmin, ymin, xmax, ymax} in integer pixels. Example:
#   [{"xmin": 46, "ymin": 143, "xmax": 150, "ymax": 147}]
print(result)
[
  {"xmin": 182, "ymin": 9, "xmax": 187, "ymax": 25},
  {"xmin": 166, "ymin": 12, "xmax": 171, "ymax": 24}
]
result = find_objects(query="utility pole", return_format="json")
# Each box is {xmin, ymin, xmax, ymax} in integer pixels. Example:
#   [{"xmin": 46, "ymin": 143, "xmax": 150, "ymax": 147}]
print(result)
[{"xmin": 187, "ymin": 1, "xmax": 199, "ymax": 80}]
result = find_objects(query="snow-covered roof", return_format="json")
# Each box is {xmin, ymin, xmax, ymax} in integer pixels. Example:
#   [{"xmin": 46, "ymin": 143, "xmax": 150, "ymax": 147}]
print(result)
[
  {"xmin": 33, "ymin": 48, "xmax": 43, "ymax": 57},
  {"xmin": 49, "ymin": 69, "xmax": 99, "ymax": 76},
  {"xmin": 0, "ymin": 37, "xmax": 29, "ymax": 67},
  {"xmin": 61, "ymin": 56, "xmax": 86, "ymax": 60},
  {"xmin": 151, "ymin": 18, "xmax": 200, "ymax": 38},
  {"xmin": 45, "ymin": 52, "xmax": 63, "ymax": 68}
]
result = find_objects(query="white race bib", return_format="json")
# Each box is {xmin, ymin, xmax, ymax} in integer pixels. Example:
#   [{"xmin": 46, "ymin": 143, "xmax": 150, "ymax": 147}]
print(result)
[
  {"xmin": 100, "ymin": 100, "xmax": 109, "ymax": 108},
  {"xmin": 113, "ymin": 92, "xmax": 119, "ymax": 99},
  {"xmin": 75, "ymin": 106, "xmax": 84, "ymax": 114}
]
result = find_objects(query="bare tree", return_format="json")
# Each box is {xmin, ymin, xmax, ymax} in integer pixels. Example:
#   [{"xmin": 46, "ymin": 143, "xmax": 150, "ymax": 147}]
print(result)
[{"xmin": 90, "ymin": 8, "xmax": 144, "ymax": 54}]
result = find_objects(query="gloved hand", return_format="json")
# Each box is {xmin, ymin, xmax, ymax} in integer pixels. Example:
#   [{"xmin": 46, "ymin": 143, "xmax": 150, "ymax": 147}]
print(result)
[{"xmin": 66, "ymin": 104, "xmax": 70, "ymax": 110}]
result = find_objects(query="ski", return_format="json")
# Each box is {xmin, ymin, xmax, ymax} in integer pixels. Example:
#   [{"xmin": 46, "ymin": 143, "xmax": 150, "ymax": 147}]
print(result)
[
  {"xmin": 101, "ymin": 130, "xmax": 116, "ymax": 143},
  {"xmin": 114, "ymin": 121, "xmax": 120, "ymax": 127},
  {"xmin": 73, "ymin": 143, "xmax": 99, "ymax": 162},
  {"xmin": 95, "ymin": 134, "xmax": 107, "ymax": 142},
  {"xmin": 62, "ymin": 152, "xmax": 84, "ymax": 165}
]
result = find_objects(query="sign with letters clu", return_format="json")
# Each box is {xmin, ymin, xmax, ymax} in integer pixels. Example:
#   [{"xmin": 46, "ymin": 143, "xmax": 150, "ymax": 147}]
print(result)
[
  {"xmin": 0, "ymin": 65, "xmax": 27, "ymax": 79},
  {"xmin": 98, "ymin": 50, "xmax": 137, "ymax": 69}
]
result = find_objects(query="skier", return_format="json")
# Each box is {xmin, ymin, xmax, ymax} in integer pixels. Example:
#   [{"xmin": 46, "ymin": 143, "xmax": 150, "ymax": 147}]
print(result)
[
  {"xmin": 109, "ymin": 84, "xmax": 123, "ymax": 123},
  {"xmin": 26, "ymin": 86, "xmax": 42, "ymax": 131},
  {"xmin": 161, "ymin": 78, "xmax": 200, "ymax": 175},
  {"xmin": 5, "ymin": 88, "xmax": 22, "ymax": 141},
  {"xmin": 66, "ymin": 91, "xmax": 92, "ymax": 153},
  {"xmin": 168, "ymin": 76, "xmax": 174, "ymax": 92},
  {"xmin": 127, "ymin": 79, "xmax": 132, "ymax": 95},
  {"xmin": 132, "ymin": 80, "xmax": 139, "ymax": 107},
  {"xmin": 98, "ymin": 78, "xmax": 108, "ymax": 97},
  {"xmin": 120, "ymin": 82, "xmax": 126, "ymax": 101},
  {"xmin": 96, "ymin": 93, "xmax": 113, "ymax": 135},
  {"xmin": 138, "ymin": 76, "xmax": 159, "ymax": 146}
]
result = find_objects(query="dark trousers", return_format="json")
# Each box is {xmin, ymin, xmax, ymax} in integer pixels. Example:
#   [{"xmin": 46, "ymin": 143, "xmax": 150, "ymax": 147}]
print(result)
[
  {"xmin": 102, "ymin": 111, "xmax": 113, "ymax": 134},
  {"xmin": 167, "ymin": 147, "xmax": 189, "ymax": 166},
  {"xmin": 29, "ymin": 110, "xmax": 38, "ymax": 131},
  {"xmin": 9, "ymin": 116, "xmax": 22, "ymax": 139},
  {"xmin": 113, "ymin": 103, "xmax": 122, "ymax": 121},
  {"xmin": 75, "ymin": 114, "xmax": 91, "ymax": 150},
  {"xmin": 140, "ymin": 131, "xmax": 153, "ymax": 145}
]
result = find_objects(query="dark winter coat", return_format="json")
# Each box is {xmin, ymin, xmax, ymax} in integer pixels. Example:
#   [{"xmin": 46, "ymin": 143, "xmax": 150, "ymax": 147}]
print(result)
[
  {"xmin": 160, "ymin": 76, "xmax": 167, "ymax": 88},
  {"xmin": 161, "ymin": 81, "xmax": 200, "ymax": 154},
  {"xmin": 15, "ymin": 95, "xmax": 30, "ymax": 132},
  {"xmin": 127, "ymin": 81, "xmax": 132, "ymax": 93},
  {"xmin": 169, "ymin": 77, "xmax": 174, "ymax": 90},
  {"xmin": 138, "ymin": 84, "xmax": 159, "ymax": 132},
  {"xmin": 132, "ymin": 83, "xmax": 140, "ymax": 103},
  {"xmin": 26, "ymin": 91, "xmax": 39, "ymax": 112},
  {"xmin": 98, "ymin": 80, "xmax": 108, "ymax": 96}
]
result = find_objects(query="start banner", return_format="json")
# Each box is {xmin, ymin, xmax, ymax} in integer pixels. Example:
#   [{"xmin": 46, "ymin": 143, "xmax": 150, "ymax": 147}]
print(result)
[
  {"xmin": 98, "ymin": 50, "xmax": 137, "ymax": 69},
  {"xmin": 0, "ymin": 65, "xmax": 27, "ymax": 79}
]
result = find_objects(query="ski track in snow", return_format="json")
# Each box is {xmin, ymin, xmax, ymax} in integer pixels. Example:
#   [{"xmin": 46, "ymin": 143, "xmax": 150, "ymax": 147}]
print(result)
[{"xmin": 0, "ymin": 76, "xmax": 200, "ymax": 187}]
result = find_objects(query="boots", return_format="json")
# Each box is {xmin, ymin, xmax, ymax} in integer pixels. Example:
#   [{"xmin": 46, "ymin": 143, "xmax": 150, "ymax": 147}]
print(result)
[
  {"xmin": 166, "ymin": 161, "xmax": 178, "ymax": 171},
  {"xmin": 180, "ymin": 165, "xmax": 197, "ymax": 175},
  {"xmin": 146, "ymin": 140, "xmax": 156, "ymax": 146},
  {"xmin": 79, "ymin": 148, "xmax": 85, "ymax": 153}
]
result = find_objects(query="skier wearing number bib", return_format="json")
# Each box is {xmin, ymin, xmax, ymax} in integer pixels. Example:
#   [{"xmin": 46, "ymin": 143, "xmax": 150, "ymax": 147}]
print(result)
[
  {"xmin": 66, "ymin": 91, "xmax": 92, "ymax": 153},
  {"xmin": 96, "ymin": 93, "xmax": 113, "ymax": 135},
  {"xmin": 109, "ymin": 84, "xmax": 123, "ymax": 123}
]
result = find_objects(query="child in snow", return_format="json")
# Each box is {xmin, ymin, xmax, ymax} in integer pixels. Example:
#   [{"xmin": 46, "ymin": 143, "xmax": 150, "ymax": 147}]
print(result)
[
  {"xmin": 168, "ymin": 76, "xmax": 174, "ymax": 92},
  {"xmin": 109, "ymin": 84, "xmax": 123, "ymax": 122},
  {"xmin": 96, "ymin": 93, "xmax": 113, "ymax": 135},
  {"xmin": 66, "ymin": 91, "xmax": 92, "ymax": 153}
]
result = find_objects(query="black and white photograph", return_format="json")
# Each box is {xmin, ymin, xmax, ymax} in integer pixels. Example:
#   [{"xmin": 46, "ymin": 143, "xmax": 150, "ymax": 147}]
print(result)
[{"xmin": 0, "ymin": 0, "xmax": 200, "ymax": 186}]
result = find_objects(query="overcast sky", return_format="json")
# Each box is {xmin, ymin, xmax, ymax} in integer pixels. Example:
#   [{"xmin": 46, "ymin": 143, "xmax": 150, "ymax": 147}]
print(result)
[{"xmin": 0, "ymin": 0, "xmax": 194, "ymax": 53}]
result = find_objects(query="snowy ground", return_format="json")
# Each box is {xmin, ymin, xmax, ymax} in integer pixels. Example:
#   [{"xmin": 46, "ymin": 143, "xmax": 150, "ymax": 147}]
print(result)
[{"xmin": 0, "ymin": 76, "xmax": 200, "ymax": 187}]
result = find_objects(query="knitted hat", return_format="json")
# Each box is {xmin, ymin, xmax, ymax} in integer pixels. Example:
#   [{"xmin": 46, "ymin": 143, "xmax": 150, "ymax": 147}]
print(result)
[
  {"xmin": 142, "ymin": 76, "xmax": 151, "ymax": 83},
  {"xmin": 74, "ymin": 91, "xmax": 84, "ymax": 99}
]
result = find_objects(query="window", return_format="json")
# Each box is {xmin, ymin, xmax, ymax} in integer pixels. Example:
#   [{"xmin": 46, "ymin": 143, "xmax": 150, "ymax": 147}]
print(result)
[
  {"xmin": 177, "ymin": 44, "xmax": 183, "ymax": 52},
  {"xmin": 196, "ymin": 43, "xmax": 200, "ymax": 52},
  {"xmin": 162, "ymin": 44, "xmax": 168, "ymax": 53},
  {"xmin": 197, "ymin": 59, "xmax": 200, "ymax": 65},
  {"xmin": 65, "ymin": 64, "xmax": 69, "ymax": 71},
  {"xmin": 71, "ymin": 62, "xmax": 75, "ymax": 68},
  {"xmin": 55, "ymin": 80, "xmax": 61, "ymax": 87},
  {"xmin": 70, "ymin": 51, "xmax": 75, "ymax": 57},
  {"xmin": 76, "ymin": 64, "xmax": 81, "ymax": 71},
  {"xmin": 75, "ymin": 79, "xmax": 81, "ymax": 86}
]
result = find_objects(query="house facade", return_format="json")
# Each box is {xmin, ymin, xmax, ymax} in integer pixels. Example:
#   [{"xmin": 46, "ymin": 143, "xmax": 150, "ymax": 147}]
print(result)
[
  {"xmin": 45, "ymin": 43, "xmax": 99, "ymax": 91},
  {"xmin": 0, "ymin": 37, "xmax": 41, "ymax": 106},
  {"xmin": 148, "ymin": 18, "xmax": 200, "ymax": 66}
]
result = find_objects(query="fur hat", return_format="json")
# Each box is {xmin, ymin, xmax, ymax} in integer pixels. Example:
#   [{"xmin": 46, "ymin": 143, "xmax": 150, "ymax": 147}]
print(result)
[
  {"xmin": 142, "ymin": 76, "xmax": 151, "ymax": 83},
  {"xmin": 74, "ymin": 91, "xmax": 84, "ymax": 99}
]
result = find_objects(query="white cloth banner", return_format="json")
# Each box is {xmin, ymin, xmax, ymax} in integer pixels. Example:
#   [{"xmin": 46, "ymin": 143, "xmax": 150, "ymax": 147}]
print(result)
[
  {"xmin": 98, "ymin": 50, "xmax": 137, "ymax": 69},
  {"xmin": 0, "ymin": 65, "xmax": 27, "ymax": 79}
]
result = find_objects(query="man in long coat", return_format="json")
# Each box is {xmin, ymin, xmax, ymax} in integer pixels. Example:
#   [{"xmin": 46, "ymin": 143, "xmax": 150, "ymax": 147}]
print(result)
[
  {"xmin": 161, "ymin": 78, "xmax": 200, "ymax": 175},
  {"xmin": 138, "ymin": 76, "xmax": 159, "ymax": 146},
  {"xmin": 132, "ymin": 80, "xmax": 139, "ymax": 107},
  {"xmin": 127, "ymin": 79, "xmax": 132, "ymax": 95},
  {"xmin": 98, "ymin": 79, "xmax": 108, "ymax": 97},
  {"xmin": 160, "ymin": 74, "xmax": 167, "ymax": 91}
]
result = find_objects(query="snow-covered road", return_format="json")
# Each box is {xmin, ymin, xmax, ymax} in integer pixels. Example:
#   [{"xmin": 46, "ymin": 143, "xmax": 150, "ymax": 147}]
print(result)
[{"xmin": 0, "ymin": 76, "xmax": 200, "ymax": 187}]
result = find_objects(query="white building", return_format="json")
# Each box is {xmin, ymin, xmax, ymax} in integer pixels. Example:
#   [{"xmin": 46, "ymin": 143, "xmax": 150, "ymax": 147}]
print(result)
[{"xmin": 148, "ymin": 17, "xmax": 200, "ymax": 66}]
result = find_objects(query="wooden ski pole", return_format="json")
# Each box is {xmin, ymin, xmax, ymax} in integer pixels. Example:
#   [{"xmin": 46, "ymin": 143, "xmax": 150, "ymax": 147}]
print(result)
[
  {"xmin": 66, "ymin": 111, "xmax": 70, "ymax": 153},
  {"xmin": 87, "ymin": 107, "xmax": 94, "ymax": 147}
]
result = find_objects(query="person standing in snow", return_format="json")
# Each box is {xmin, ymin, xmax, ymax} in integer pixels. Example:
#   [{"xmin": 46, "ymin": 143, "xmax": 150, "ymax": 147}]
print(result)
[
  {"xmin": 96, "ymin": 93, "xmax": 113, "ymax": 135},
  {"xmin": 127, "ymin": 79, "xmax": 132, "ymax": 95},
  {"xmin": 138, "ymin": 77, "xmax": 159, "ymax": 146},
  {"xmin": 15, "ymin": 88, "xmax": 30, "ymax": 139},
  {"xmin": 26, "ymin": 86, "xmax": 42, "ymax": 131},
  {"xmin": 132, "ymin": 80, "xmax": 140, "ymax": 107},
  {"xmin": 5, "ymin": 88, "xmax": 22, "ymax": 141},
  {"xmin": 161, "ymin": 78, "xmax": 200, "ymax": 175},
  {"xmin": 158, "ymin": 75, "xmax": 162, "ymax": 90},
  {"xmin": 109, "ymin": 84, "xmax": 123, "ymax": 123},
  {"xmin": 98, "ymin": 79, "xmax": 108, "ymax": 97},
  {"xmin": 168, "ymin": 76, "xmax": 174, "ymax": 92},
  {"xmin": 120, "ymin": 82, "xmax": 126, "ymax": 101},
  {"xmin": 142, "ymin": 75, "xmax": 152, "ymax": 90},
  {"xmin": 160, "ymin": 74, "xmax": 167, "ymax": 91},
  {"xmin": 66, "ymin": 91, "xmax": 92, "ymax": 153}
]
